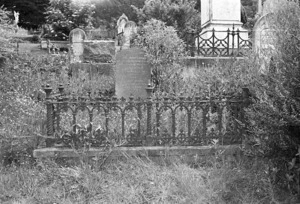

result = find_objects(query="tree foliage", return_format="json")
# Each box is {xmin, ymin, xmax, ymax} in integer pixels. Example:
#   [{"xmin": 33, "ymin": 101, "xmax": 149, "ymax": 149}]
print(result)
[
  {"xmin": 91, "ymin": 0, "xmax": 144, "ymax": 28},
  {"xmin": 45, "ymin": 0, "xmax": 95, "ymax": 35},
  {"xmin": 0, "ymin": 0, "xmax": 50, "ymax": 29},
  {"xmin": 135, "ymin": 19, "xmax": 186, "ymax": 90},
  {"xmin": 132, "ymin": 0, "xmax": 201, "ymax": 40}
]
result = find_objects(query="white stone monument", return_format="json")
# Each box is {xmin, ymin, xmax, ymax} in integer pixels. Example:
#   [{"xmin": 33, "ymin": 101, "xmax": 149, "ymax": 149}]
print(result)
[{"xmin": 199, "ymin": 0, "xmax": 249, "ymax": 48}]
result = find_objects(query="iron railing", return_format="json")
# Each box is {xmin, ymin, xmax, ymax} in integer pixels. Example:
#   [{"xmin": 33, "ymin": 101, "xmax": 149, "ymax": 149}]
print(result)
[
  {"xmin": 185, "ymin": 26, "xmax": 252, "ymax": 57},
  {"xmin": 43, "ymin": 85, "xmax": 250, "ymax": 148}
]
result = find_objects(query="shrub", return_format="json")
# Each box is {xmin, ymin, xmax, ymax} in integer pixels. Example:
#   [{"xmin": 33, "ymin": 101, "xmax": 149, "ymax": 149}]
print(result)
[{"xmin": 135, "ymin": 19, "xmax": 186, "ymax": 91}]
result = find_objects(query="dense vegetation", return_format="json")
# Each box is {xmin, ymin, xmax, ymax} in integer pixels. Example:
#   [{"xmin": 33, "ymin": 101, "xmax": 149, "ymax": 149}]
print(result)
[{"xmin": 1, "ymin": 0, "xmax": 300, "ymax": 203}]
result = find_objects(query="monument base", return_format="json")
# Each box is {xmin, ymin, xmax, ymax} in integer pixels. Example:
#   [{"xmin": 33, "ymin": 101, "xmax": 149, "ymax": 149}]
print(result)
[{"xmin": 199, "ymin": 22, "xmax": 249, "ymax": 47}]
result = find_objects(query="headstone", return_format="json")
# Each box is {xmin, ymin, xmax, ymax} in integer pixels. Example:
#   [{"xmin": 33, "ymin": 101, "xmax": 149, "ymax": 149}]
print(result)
[
  {"xmin": 253, "ymin": 14, "xmax": 276, "ymax": 72},
  {"xmin": 253, "ymin": 14, "xmax": 275, "ymax": 52},
  {"xmin": 117, "ymin": 14, "xmax": 129, "ymax": 34},
  {"xmin": 115, "ymin": 48, "xmax": 151, "ymax": 99},
  {"xmin": 122, "ymin": 21, "xmax": 137, "ymax": 49},
  {"xmin": 69, "ymin": 28, "xmax": 86, "ymax": 63}
]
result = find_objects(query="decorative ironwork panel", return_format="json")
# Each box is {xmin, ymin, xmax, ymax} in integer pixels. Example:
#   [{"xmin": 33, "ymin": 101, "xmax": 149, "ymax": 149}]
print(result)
[{"xmin": 43, "ymin": 86, "xmax": 248, "ymax": 148}]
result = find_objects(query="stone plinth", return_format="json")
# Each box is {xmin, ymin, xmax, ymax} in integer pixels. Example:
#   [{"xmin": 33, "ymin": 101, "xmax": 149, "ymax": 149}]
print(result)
[{"xmin": 200, "ymin": 0, "xmax": 248, "ymax": 48}]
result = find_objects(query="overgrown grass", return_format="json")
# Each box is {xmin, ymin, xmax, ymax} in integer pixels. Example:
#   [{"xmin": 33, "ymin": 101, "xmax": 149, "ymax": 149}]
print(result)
[{"xmin": 0, "ymin": 154, "xmax": 295, "ymax": 204}]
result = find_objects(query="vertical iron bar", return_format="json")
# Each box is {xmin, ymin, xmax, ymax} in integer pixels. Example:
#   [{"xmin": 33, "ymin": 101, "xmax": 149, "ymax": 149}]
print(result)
[
  {"xmin": 156, "ymin": 101, "xmax": 160, "ymax": 137},
  {"xmin": 227, "ymin": 29, "xmax": 230, "ymax": 56},
  {"xmin": 55, "ymin": 104, "xmax": 60, "ymax": 133},
  {"xmin": 231, "ymin": 25, "xmax": 235, "ymax": 56},
  {"xmin": 237, "ymin": 29, "xmax": 240, "ymax": 56},
  {"xmin": 218, "ymin": 105, "xmax": 223, "ymax": 144},
  {"xmin": 202, "ymin": 106, "xmax": 208, "ymax": 145},
  {"xmin": 89, "ymin": 111, "xmax": 93, "ymax": 132},
  {"xmin": 187, "ymin": 110, "xmax": 191, "ymax": 138},
  {"xmin": 172, "ymin": 110, "xmax": 176, "ymax": 139},
  {"xmin": 121, "ymin": 111, "xmax": 125, "ymax": 143},
  {"xmin": 105, "ymin": 108, "xmax": 109, "ymax": 138},
  {"xmin": 137, "ymin": 104, "xmax": 142, "ymax": 139},
  {"xmin": 44, "ymin": 85, "xmax": 53, "ymax": 147},
  {"xmin": 212, "ymin": 29, "xmax": 215, "ymax": 56},
  {"xmin": 146, "ymin": 98, "xmax": 152, "ymax": 140},
  {"xmin": 72, "ymin": 110, "xmax": 77, "ymax": 133}
]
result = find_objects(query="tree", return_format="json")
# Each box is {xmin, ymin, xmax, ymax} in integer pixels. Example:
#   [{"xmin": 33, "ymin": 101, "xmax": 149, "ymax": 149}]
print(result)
[
  {"xmin": 135, "ymin": 19, "xmax": 186, "ymax": 90},
  {"xmin": 45, "ymin": 0, "xmax": 95, "ymax": 35},
  {"xmin": 132, "ymin": 0, "xmax": 201, "ymax": 40},
  {"xmin": 0, "ymin": 0, "xmax": 50, "ymax": 29},
  {"xmin": 91, "ymin": 0, "xmax": 144, "ymax": 29}
]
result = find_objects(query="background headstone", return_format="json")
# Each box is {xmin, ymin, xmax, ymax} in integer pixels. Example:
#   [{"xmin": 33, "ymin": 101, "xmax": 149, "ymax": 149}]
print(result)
[
  {"xmin": 122, "ymin": 21, "xmax": 137, "ymax": 49},
  {"xmin": 115, "ymin": 48, "xmax": 151, "ymax": 99},
  {"xmin": 253, "ymin": 14, "xmax": 276, "ymax": 72},
  {"xmin": 117, "ymin": 14, "xmax": 128, "ymax": 34},
  {"xmin": 69, "ymin": 28, "xmax": 86, "ymax": 63}
]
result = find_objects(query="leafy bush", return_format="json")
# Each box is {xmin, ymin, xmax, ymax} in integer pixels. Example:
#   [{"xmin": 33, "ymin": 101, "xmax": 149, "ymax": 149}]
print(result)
[
  {"xmin": 45, "ymin": 0, "xmax": 95, "ymax": 35},
  {"xmin": 135, "ymin": 19, "xmax": 186, "ymax": 91}
]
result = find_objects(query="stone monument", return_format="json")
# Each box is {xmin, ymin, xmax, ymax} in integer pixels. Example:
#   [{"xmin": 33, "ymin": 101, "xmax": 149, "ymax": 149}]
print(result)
[
  {"xmin": 122, "ymin": 21, "xmax": 137, "ymax": 49},
  {"xmin": 200, "ymin": 0, "xmax": 249, "ymax": 47},
  {"xmin": 116, "ymin": 14, "xmax": 137, "ymax": 50},
  {"xmin": 115, "ymin": 48, "xmax": 151, "ymax": 99},
  {"xmin": 69, "ymin": 28, "xmax": 86, "ymax": 63},
  {"xmin": 117, "ymin": 14, "xmax": 128, "ymax": 35}
]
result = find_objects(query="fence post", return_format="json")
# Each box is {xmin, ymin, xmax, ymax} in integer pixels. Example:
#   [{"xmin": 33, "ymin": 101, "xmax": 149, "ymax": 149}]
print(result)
[
  {"xmin": 146, "ymin": 97, "xmax": 152, "ymax": 141},
  {"xmin": 231, "ymin": 25, "xmax": 236, "ymax": 56},
  {"xmin": 44, "ymin": 85, "xmax": 54, "ymax": 147},
  {"xmin": 212, "ymin": 28, "xmax": 215, "ymax": 56}
]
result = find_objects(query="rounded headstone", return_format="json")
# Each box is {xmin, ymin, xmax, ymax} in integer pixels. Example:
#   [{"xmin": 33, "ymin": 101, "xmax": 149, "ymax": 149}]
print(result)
[{"xmin": 69, "ymin": 28, "xmax": 86, "ymax": 62}]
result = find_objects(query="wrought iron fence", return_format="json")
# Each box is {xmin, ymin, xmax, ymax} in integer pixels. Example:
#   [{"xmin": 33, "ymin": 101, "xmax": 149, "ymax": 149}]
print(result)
[
  {"xmin": 43, "ymin": 85, "xmax": 250, "ymax": 148},
  {"xmin": 185, "ymin": 26, "xmax": 252, "ymax": 57}
]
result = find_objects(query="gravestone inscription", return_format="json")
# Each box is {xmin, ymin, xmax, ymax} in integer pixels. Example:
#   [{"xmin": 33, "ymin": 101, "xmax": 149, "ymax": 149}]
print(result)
[{"xmin": 116, "ymin": 48, "xmax": 151, "ymax": 99}]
